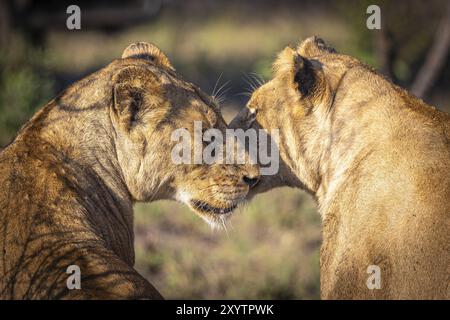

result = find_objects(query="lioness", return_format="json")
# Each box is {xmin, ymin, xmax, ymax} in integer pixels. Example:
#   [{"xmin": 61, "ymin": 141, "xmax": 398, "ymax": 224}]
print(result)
[
  {"xmin": 231, "ymin": 37, "xmax": 449, "ymax": 299},
  {"xmin": 0, "ymin": 42, "xmax": 259, "ymax": 299}
]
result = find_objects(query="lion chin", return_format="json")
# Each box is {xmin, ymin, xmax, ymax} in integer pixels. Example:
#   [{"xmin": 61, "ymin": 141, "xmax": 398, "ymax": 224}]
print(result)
[
  {"xmin": 190, "ymin": 199, "xmax": 237, "ymax": 215},
  {"xmin": 190, "ymin": 200, "xmax": 237, "ymax": 229},
  {"xmin": 176, "ymin": 190, "xmax": 240, "ymax": 229}
]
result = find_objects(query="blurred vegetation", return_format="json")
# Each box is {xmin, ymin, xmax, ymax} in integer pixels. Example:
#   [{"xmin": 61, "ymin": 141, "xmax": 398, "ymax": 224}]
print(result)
[
  {"xmin": 336, "ymin": 0, "xmax": 449, "ymax": 89},
  {"xmin": 134, "ymin": 189, "xmax": 320, "ymax": 299},
  {"xmin": 0, "ymin": 0, "xmax": 448, "ymax": 299},
  {"xmin": 0, "ymin": 35, "xmax": 54, "ymax": 146}
]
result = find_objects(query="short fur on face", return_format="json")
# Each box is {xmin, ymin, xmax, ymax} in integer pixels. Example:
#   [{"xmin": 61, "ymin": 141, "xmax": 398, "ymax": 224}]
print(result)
[{"xmin": 110, "ymin": 47, "xmax": 259, "ymax": 226}]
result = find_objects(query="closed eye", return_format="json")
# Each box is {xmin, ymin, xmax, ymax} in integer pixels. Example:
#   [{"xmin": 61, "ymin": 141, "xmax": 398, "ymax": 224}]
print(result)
[{"xmin": 246, "ymin": 108, "xmax": 257, "ymax": 127}]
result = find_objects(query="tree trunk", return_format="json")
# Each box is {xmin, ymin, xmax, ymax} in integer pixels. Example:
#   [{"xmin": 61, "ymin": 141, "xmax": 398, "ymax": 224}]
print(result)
[{"xmin": 411, "ymin": 2, "xmax": 450, "ymax": 98}]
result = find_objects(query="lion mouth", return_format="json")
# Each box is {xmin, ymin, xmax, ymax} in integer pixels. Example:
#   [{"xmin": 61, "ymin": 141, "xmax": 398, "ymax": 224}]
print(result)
[{"xmin": 190, "ymin": 200, "xmax": 237, "ymax": 215}]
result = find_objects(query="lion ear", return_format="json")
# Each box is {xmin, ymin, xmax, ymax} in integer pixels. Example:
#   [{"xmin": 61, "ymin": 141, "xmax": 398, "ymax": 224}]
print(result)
[
  {"xmin": 293, "ymin": 54, "xmax": 316, "ymax": 96},
  {"xmin": 112, "ymin": 66, "xmax": 162, "ymax": 131},
  {"xmin": 121, "ymin": 42, "xmax": 175, "ymax": 71},
  {"xmin": 274, "ymin": 44, "xmax": 322, "ymax": 99},
  {"xmin": 273, "ymin": 47, "xmax": 315, "ymax": 96},
  {"xmin": 297, "ymin": 36, "xmax": 336, "ymax": 57}
]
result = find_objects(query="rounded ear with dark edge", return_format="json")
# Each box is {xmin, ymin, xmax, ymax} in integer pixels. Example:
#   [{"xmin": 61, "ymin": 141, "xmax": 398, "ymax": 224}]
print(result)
[
  {"xmin": 293, "ymin": 55, "xmax": 317, "ymax": 96},
  {"xmin": 121, "ymin": 42, "xmax": 175, "ymax": 71},
  {"xmin": 297, "ymin": 36, "xmax": 337, "ymax": 57},
  {"xmin": 273, "ymin": 47, "xmax": 316, "ymax": 96},
  {"xmin": 112, "ymin": 66, "xmax": 162, "ymax": 132}
]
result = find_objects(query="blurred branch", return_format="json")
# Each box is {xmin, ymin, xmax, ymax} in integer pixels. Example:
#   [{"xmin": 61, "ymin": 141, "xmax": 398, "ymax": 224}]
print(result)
[
  {"xmin": 411, "ymin": 2, "xmax": 450, "ymax": 98},
  {"xmin": 0, "ymin": 0, "xmax": 12, "ymax": 49},
  {"xmin": 375, "ymin": 29, "xmax": 398, "ymax": 83},
  {"xmin": 3, "ymin": 0, "xmax": 164, "ymax": 45},
  {"xmin": 27, "ymin": 1, "xmax": 163, "ymax": 30}
]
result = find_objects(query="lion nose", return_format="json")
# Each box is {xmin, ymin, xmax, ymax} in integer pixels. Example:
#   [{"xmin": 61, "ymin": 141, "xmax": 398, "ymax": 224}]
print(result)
[{"xmin": 243, "ymin": 175, "xmax": 260, "ymax": 188}]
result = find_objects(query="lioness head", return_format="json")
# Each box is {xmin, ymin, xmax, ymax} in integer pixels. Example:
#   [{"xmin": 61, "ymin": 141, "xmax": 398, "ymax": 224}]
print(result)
[
  {"xmin": 36, "ymin": 42, "xmax": 259, "ymax": 226},
  {"xmin": 230, "ymin": 36, "xmax": 364, "ymax": 195},
  {"xmin": 113, "ymin": 43, "xmax": 259, "ymax": 225}
]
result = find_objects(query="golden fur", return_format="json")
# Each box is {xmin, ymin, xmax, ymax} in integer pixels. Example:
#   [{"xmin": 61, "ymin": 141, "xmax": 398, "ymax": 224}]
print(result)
[
  {"xmin": 0, "ymin": 42, "xmax": 258, "ymax": 299},
  {"xmin": 231, "ymin": 37, "xmax": 450, "ymax": 299}
]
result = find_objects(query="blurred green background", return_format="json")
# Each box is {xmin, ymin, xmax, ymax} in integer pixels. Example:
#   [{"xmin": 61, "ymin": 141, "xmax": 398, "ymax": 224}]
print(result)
[{"xmin": 1, "ymin": 0, "xmax": 449, "ymax": 299}]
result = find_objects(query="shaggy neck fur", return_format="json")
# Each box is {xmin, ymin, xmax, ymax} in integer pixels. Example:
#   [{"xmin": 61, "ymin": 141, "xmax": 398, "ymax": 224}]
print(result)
[
  {"xmin": 292, "ymin": 67, "xmax": 394, "ymax": 220},
  {"xmin": 17, "ymin": 79, "xmax": 139, "ymax": 264}
]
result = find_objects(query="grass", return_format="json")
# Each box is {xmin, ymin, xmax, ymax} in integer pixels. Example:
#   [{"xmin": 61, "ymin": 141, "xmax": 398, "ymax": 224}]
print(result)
[{"xmin": 133, "ymin": 187, "xmax": 321, "ymax": 299}]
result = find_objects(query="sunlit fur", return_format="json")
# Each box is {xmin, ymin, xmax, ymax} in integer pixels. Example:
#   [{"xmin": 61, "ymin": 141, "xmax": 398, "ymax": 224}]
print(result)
[
  {"xmin": 0, "ymin": 42, "xmax": 258, "ymax": 299},
  {"xmin": 231, "ymin": 37, "xmax": 449, "ymax": 299}
]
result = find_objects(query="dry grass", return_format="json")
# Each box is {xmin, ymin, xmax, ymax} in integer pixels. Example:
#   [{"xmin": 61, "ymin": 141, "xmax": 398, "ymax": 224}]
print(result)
[
  {"xmin": 133, "ymin": 188, "xmax": 321, "ymax": 299},
  {"xmin": 44, "ymin": 6, "xmax": 350, "ymax": 75}
]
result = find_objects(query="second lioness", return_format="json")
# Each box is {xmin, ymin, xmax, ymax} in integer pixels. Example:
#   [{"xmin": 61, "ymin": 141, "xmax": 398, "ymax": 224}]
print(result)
[{"xmin": 231, "ymin": 37, "xmax": 449, "ymax": 299}]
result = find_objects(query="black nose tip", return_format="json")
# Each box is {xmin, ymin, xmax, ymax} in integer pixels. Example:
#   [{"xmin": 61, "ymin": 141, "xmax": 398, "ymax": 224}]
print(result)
[{"xmin": 243, "ymin": 175, "xmax": 260, "ymax": 188}]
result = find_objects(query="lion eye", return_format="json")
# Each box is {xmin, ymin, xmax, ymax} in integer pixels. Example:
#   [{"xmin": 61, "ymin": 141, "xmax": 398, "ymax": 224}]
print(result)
[{"xmin": 247, "ymin": 108, "xmax": 257, "ymax": 126}]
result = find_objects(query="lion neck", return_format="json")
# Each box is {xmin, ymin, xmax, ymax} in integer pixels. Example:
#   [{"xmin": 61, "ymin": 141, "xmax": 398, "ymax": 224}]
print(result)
[
  {"xmin": 294, "ymin": 69, "xmax": 395, "ymax": 221},
  {"xmin": 23, "ymin": 91, "xmax": 138, "ymax": 264}
]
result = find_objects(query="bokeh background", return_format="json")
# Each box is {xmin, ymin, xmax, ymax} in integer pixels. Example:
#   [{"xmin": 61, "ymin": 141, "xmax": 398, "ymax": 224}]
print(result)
[{"xmin": 1, "ymin": 0, "xmax": 449, "ymax": 299}]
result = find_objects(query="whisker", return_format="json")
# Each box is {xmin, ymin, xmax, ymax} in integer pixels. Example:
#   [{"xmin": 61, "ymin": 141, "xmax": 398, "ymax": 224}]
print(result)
[
  {"xmin": 228, "ymin": 217, "xmax": 234, "ymax": 231},
  {"xmin": 215, "ymin": 80, "xmax": 231, "ymax": 99},
  {"xmin": 220, "ymin": 216, "xmax": 230, "ymax": 238},
  {"xmin": 247, "ymin": 73, "xmax": 261, "ymax": 91},
  {"xmin": 147, "ymin": 176, "xmax": 167, "ymax": 203},
  {"xmin": 211, "ymin": 72, "xmax": 223, "ymax": 98},
  {"xmin": 215, "ymin": 84, "xmax": 232, "ymax": 105},
  {"xmin": 249, "ymin": 72, "xmax": 265, "ymax": 87},
  {"xmin": 212, "ymin": 79, "xmax": 232, "ymax": 107},
  {"xmin": 245, "ymin": 73, "xmax": 258, "ymax": 91},
  {"xmin": 242, "ymin": 73, "xmax": 258, "ymax": 92},
  {"xmin": 235, "ymin": 92, "xmax": 253, "ymax": 98}
]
